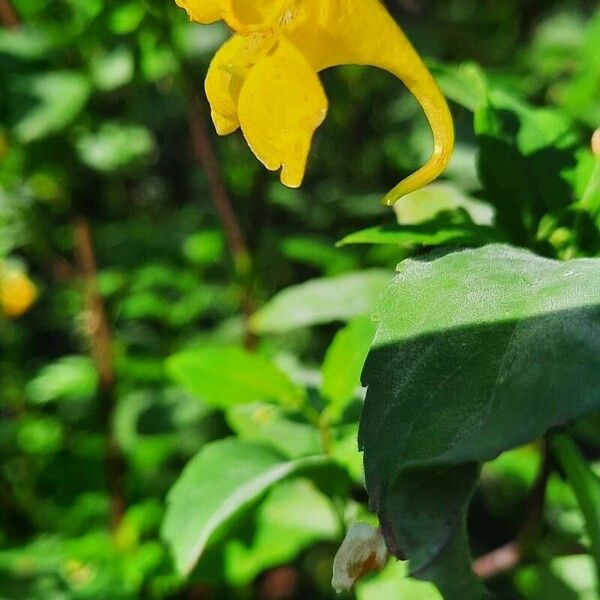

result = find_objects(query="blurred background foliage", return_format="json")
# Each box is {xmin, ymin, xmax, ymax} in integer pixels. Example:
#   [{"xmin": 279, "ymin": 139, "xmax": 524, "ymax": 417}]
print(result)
[{"xmin": 0, "ymin": 0, "xmax": 599, "ymax": 598}]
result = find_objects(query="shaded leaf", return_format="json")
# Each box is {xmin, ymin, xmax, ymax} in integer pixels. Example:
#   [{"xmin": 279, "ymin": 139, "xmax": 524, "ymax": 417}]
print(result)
[
  {"xmin": 359, "ymin": 245, "xmax": 600, "ymax": 598},
  {"xmin": 321, "ymin": 316, "xmax": 376, "ymax": 420}
]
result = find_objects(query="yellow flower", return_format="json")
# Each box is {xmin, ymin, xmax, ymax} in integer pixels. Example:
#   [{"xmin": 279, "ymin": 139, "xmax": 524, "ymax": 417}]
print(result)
[
  {"xmin": 176, "ymin": 0, "xmax": 454, "ymax": 204},
  {"xmin": 0, "ymin": 265, "xmax": 38, "ymax": 318}
]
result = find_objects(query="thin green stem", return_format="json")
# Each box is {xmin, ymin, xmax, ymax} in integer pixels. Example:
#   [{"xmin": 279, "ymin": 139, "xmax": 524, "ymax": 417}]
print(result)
[{"xmin": 551, "ymin": 432, "xmax": 600, "ymax": 594}]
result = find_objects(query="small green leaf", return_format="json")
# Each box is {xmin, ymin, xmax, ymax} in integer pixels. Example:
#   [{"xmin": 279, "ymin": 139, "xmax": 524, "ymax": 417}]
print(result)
[
  {"xmin": 321, "ymin": 316, "xmax": 376, "ymax": 420},
  {"xmin": 393, "ymin": 182, "xmax": 494, "ymax": 226},
  {"xmin": 26, "ymin": 355, "xmax": 98, "ymax": 405},
  {"xmin": 226, "ymin": 403, "xmax": 321, "ymax": 459},
  {"xmin": 431, "ymin": 62, "xmax": 488, "ymax": 113},
  {"xmin": 91, "ymin": 46, "xmax": 134, "ymax": 91},
  {"xmin": 337, "ymin": 220, "xmax": 498, "ymax": 248},
  {"xmin": 166, "ymin": 346, "xmax": 304, "ymax": 409},
  {"xmin": 515, "ymin": 555, "xmax": 598, "ymax": 599},
  {"xmin": 552, "ymin": 434, "xmax": 600, "ymax": 592},
  {"xmin": 281, "ymin": 236, "xmax": 356, "ymax": 274},
  {"xmin": 250, "ymin": 270, "xmax": 390, "ymax": 334},
  {"xmin": 12, "ymin": 72, "xmax": 91, "ymax": 142},
  {"xmin": 161, "ymin": 438, "xmax": 332, "ymax": 575},
  {"xmin": 182, "ymin": 231, "xmax": 224, "ymax": 266},
  {"xmin": 109, "ymin": 2, "xmax": 145, "ymax": 34},
  {"xmin": 76, "ymin": 123, "xmax": 155, "ymax": 172},
  {"xmin": 16, "ymin": 416, "xmax": 63, "ymax": 455}
]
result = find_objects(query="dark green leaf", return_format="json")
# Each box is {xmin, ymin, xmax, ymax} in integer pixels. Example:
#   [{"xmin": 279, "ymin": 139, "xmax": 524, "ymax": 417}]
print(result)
[{"xmin": 359, "ymin": 245, "xmax": 600, "ymax": 598}]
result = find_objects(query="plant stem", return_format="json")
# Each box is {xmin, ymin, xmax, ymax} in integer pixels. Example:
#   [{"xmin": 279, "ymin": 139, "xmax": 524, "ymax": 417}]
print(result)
[
  {"xmin": 473, "ymin": 441, "xmax": 552, "ymax": 579},
  {"xmin": 0, "ymin": 0, "xmax": 19, "ymax": 29},
  {"xmin": 72, "ymin": 217, "xmax": 126, "ymax": 530},
  {"xmin": 185, "ymin": 89, "xmax": 257, "ymax": 349},
  {"xmin": 159, "ymin": 11, "xmax": 257, "ymax": 348},
  {"xmin": 551, "ymin": 432, "xmax": 600, "ymax": 593}
]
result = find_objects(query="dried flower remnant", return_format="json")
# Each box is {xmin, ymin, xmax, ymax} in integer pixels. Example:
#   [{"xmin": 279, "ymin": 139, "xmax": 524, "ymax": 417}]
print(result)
[
  {"xmin": 592, "ymin": 129, "xmax": 600, "ymax": 157},
  {"xmin": 332, "ymin": 522, "xmax": 388, "ymax": 592}
]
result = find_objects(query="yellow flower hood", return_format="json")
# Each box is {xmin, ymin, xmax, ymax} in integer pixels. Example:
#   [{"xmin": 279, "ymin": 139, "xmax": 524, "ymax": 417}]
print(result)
[{"xmin": 176, "ymin": 0, "xmax": 455, "ymax": 204}]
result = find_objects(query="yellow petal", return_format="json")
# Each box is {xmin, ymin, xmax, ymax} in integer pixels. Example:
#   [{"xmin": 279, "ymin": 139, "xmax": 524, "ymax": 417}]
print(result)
[
  {"xmin": 205, "ymin": 35, "xmax": 246, "ymax": 135},
  {"xmin": 237, "ymin": 37, "xmax": 327, "ymax": 188},
  {"xmin": 229, "ymin": 0, "xmax": 287, "ymax": 28},
  {"xmin": 175, "ymin": 0, "xmax": 286, "ymax": 29},
  {"xmin": 206, "ymin": 31, "xmax": 281, "ymax": 135},
  {"xmin": 174, "ymin": 0, "xmax": 225, "ymax": 24},
  {"xmin": 289, "ymin": 0, "xmax": 455, "ymax": 203}
]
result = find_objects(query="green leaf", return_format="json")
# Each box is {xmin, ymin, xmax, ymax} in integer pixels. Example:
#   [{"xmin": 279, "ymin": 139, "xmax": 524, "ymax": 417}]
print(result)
[
  {"xmin": 221, "ymin": 478, "xmax": 340, "ymax": 585},
  {"xmin": 431, "ymin": 62, "xmax": 488, "ymax": 113},
  {"xmin": 26, "ymin": 355, "xmax": 98, "ymax": 404},
  {"xmin": 475, "ymin": 92, "xmax": 580, "ymax": 245},
  {"xmin": 356, "ymin": 560, "xmax": 442, "ymax": 600},
  {"xmin": 359, "ymin": 245, "xmax": 600, "ymax": 598},
  {"xmin": 321, "ymin": 316, "xmax": 376, "ymax": 421},
  {"xmin": 552, "ymin": 434, "xmax": 600, "ymax": 592},
  {"xmin": 166, "ymin": 346, "xmax": 304, "ymax": 409},
  {"xmin": 76, "ymin": 123, "xmax": 155, "ymax": 172},
  {"xmin": 161, "ymin": 438, "xmax": 332, "ymax": 575},
  {"xmin": 281, "ymin": 235, "xmax": 356, "ymax": 275},
  {"xmin": 556, "ymin": 12, "xmax": 600, "ymax": 127},
  {"xmin": 182, "ymin": 231, "xmax": 224, "ymax": 266},
  {"xmin": 0, "ymin": 28, "xmax": 52, "ymax": 59},
  {"xmin": 91, "ymin": 46, "xmax": 134, "ymax": 91},
  {"xmin": 109, "ymin": 2, "xmax": 145, "ymax": 34},
  {"xmin": 16, "ymin": 416, "xmax": 63, "ymax": 455},
  {"xmin": 337, "ymin": 219, "xmax": 498, "ymax": 248},
  {"xmin": 392, "ymin": 182, "xmax": 494, "ymax": 227},
  {"xmin": 250, "ymin": 270, "xmax": 390, "ymax": 334},
  {"xmin": 226, "ymin": 403, "xmax": 321, "ymax": 459},
  {"xmin": 12, "ymin": 72, "xmax": 91, "ymax": 143},
  {"xmin": 515, "ymin": 555, "xmax": 598, "ymax": 600}
]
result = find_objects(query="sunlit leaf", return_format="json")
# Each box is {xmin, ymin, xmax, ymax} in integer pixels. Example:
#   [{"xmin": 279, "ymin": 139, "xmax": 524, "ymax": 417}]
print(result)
[
  {"xmin": 166, "ymin": 346, "xmax": 304, "ymax": 409},
  {"xmin": 161, "ymin": 438, "xmax": 333, "ymax": 575},
  {"xmin": 251, "ymin": 270, "xmax": 390, "ymax": 333},
  {"xmin": 12, "ymin": 72, "xmax": 90, "ymax": 142}
]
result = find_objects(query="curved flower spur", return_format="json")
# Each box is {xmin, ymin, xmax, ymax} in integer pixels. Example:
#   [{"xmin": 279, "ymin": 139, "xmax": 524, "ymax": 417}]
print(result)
[{"xmin": 175, "ymin": 0, "xmax": 454, "ymax": 205}]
